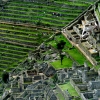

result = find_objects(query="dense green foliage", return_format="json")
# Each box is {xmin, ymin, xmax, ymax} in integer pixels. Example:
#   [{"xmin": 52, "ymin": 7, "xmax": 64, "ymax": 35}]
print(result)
[{"xmin": 0, "ymin": 0, "xmax": 95, "ymax": 28}]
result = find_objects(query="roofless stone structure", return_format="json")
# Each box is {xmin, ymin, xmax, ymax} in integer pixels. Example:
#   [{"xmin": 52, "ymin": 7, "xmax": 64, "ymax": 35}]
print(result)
[{"xmin": 62, "ymin": 0, "xmax": 100, "ymax": 66}]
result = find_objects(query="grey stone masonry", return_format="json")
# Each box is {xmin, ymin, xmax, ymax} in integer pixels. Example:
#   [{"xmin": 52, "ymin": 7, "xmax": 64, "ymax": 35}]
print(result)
[
  {"xmin": 93, "ymin": 89, "xmax": 100, "ymax": 98},
  {"xmin": 88, "ymin": 81, "xmax": 100, "ymax": 90},
  {"xmin": 81, "ymin": 92, "xmax": 94, "ymax": 100}
]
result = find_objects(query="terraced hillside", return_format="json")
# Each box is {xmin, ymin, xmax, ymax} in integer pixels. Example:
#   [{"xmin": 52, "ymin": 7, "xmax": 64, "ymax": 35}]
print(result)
[
  {"xmin": 0, "ymin": 0, "xmax": 96, "ymax": 28},
  {"xmin": 0, "ymin": 0, "xmax": 96, "ymax": 78},
  {"xmin": 0, "ymin": 0, "xmax": 97, "ymax": 97},
  {"xmin": 0, "ymin": 0, "xmax": 96, "ymax": 76},
  {"xmin": 0, "ymin": 22, "xmax": 54, "ymax": 77}
]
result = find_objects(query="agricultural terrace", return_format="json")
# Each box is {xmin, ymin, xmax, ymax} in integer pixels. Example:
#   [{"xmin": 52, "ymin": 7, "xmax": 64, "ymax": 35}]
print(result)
[
  {"xmin": 0, "ymin": 22, "xmax": 54, "ymax": 77},
  {"xmin": 0, "ymin": 0, "xmax": 96, "ymax": 96},
  {"xmin": 0, "ymin": 0, "xmax": 95, "ymax": 29}
]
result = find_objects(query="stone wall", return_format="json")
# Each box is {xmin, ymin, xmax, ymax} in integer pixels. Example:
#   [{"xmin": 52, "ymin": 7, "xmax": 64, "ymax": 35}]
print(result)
[
  {"xmin": 78, "ymin": 41, "xmax": 97, "ymax": 65},
  {"xmin": 16, "ymin": 98, "xmax": 23, "ymax": 100},
  {"xmin": 56, "ymin": 84, "xmax": 71, "ymax": 100},
  {"xmin": 65, "ymin": 29, "xmax": 78, "ymax": 43},
  {"xmin": 11, "ymin": 87, "xmax": 21, "ymax": 93},
  {"xmin": 70, "ymin": 78, "xmax": 82, "ymax": 88},
  {"xmin": 75, "ymin": 84, "xmax": 88, "ymax": 95},
  {"xmin": 94, "ymin": 89, "xmax": 100, "ymax": 98},
  {"xmin": 88, "ymin": 81, "xmax": 100, "ymax": 90},
  {"xmin": 81, "ymin": 92, "xmax": 94, "ymax": 100},
  {"xmin": 94, "ymin": 5, "xmax": 100, "ymax": 28},
  {"xmin": 23, "ymin": 77, "xmax": 32, "ymax": 83},
  {"xmin": 70, "ymin": 78, "xmax": 88, "ymax": 96},
  {"xmin": 2, "ymin": 0, "xmax": 8, "ymax": 2}
]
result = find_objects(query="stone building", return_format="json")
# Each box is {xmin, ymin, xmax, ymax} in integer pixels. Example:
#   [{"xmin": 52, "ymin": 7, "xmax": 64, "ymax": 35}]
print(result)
[
  {"xmin": 62, "ymin": 0, "xmax": 100, "ymax": 65},
  {"xmin": 68, "ymin": 61, "xmax": 100, "ymax": 100}
]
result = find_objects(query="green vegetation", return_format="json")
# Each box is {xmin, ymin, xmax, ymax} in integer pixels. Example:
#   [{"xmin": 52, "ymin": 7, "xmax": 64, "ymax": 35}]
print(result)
[
  {"xmin": 65, "ymin": 47, "xmax": 92, "ymax": 66},
  {"xmin": 94, "ymin": 65, "xmax": 100, "ymax": 71},
  {"xmin": 59, "ymin": 82, "xmax": 78, "ymax": 97},
  {"xmin": 56, "ymin": 91, "xmax": 65, "ymax": 100},
  {"xmin": 0, "ymin": 0, "xmax": 95, "ymax": 28},
  {"xmin": 51, "ymin": 56, "xmax": 72, "ymax": 69},
  {"xmin": 0, "ymin": 0, "xmax": 96, "ymax": 96},
  {"xmin": 48, "ymin": 34, "xmax": 92, "ymax": 69},
  {"xmin": 95, "ymin": 4, "xmax": 100, "ymax": 20}
]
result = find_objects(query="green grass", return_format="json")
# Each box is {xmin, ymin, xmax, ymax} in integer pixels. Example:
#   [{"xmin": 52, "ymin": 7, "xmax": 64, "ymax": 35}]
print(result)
[
  {"xmin": 48, "ymin": 40, "xmax": 57, "ymax": 47},
  {"xmin": 59, "ymin": 82, "xmax": 79, "ymax": 97},
  {"xmin": 56, "ymin": 92, "xmax": 65, "ymax": 100},
  {"xmin": 95, "ymin": 8, "xmax": 100, "ymax": 20},
  {"xmin": 94, "ymin": 65, "xmax": 100, "ymax": 71},
  {"xmin": 65, "ymin": 48, "xmax": 92, "ymax": 66},
  {"xmin": 50, "ymin": 56, "xmax": 72, "ymax": 69}
]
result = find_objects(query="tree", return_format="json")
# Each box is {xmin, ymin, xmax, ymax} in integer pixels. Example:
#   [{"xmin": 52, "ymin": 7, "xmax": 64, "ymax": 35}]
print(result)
[
  {"xmin": 56, "ymin": 40, "xmax": 66, "ymax": 64},
  {"xmin": 57, "ymin": 40, "xmax": 66, "ymax": 54},
  {"xmin": 2, "ymin": 70, "xmax": 9, "ymax": 83},
  {"xmin": 60, "ymin": 54, "xmax": 65, "ymax": 65}
]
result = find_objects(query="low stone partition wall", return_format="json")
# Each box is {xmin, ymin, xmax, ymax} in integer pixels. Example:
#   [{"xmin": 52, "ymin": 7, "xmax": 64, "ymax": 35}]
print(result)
[
  {"xmin": 16, "ymin": 98, "xmax": 23, "ymax": 100},
  {"xmin": 11, "ymin": 87, "xmax": 21, "ymax": 93},
  {"xmin": 70, "ymin": 78, "xmax": 82, "ymax": 88},
  {"xmin": 81, "ymin": 92, "xmax": 94, "ymax": 100},
  {"xmin": 63, "ymin": 29, "xmax": 78, "ymax": 44},
  {"xmin": 70, "ymin": 78, "xmax": 76, "ymax": 88},
  {"xmin": 75, "ymin": 84, "xmax": 88, "ymax": 95},
  {"xmin": 11, "ymin": 81, "xmax": 18, "ymax": 88},
  {"xmin": 78, "ymin": 41, "xmax": 98, "ymax": 65},
  {"xmin": 94, "ymin": 8, "xmax": 100, "ymax": 29},
  {"xmin": 56, "ymin": 84, "xmax": 71, "ymax": 100},
  {"xmin": 19, "ymin": 91, "xmax": 27, "ymax": 97},
  {"xmin": 56, "ymin": 84, "xmax": 66, "ymax": 100},
  {"xmin": 94, "ymin": 89, "xmax": 100, "ymax": 97},
  {"xmin": 23, "ymin": 77, "xmax": 32, "ymax": 83},
  {"xmin": 70, "ymin": 78, "xmax": 85, "ymax": 96},
  {"xmin": 79, "ymin": 41, "xmax": 91, "ymax": 57}
]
